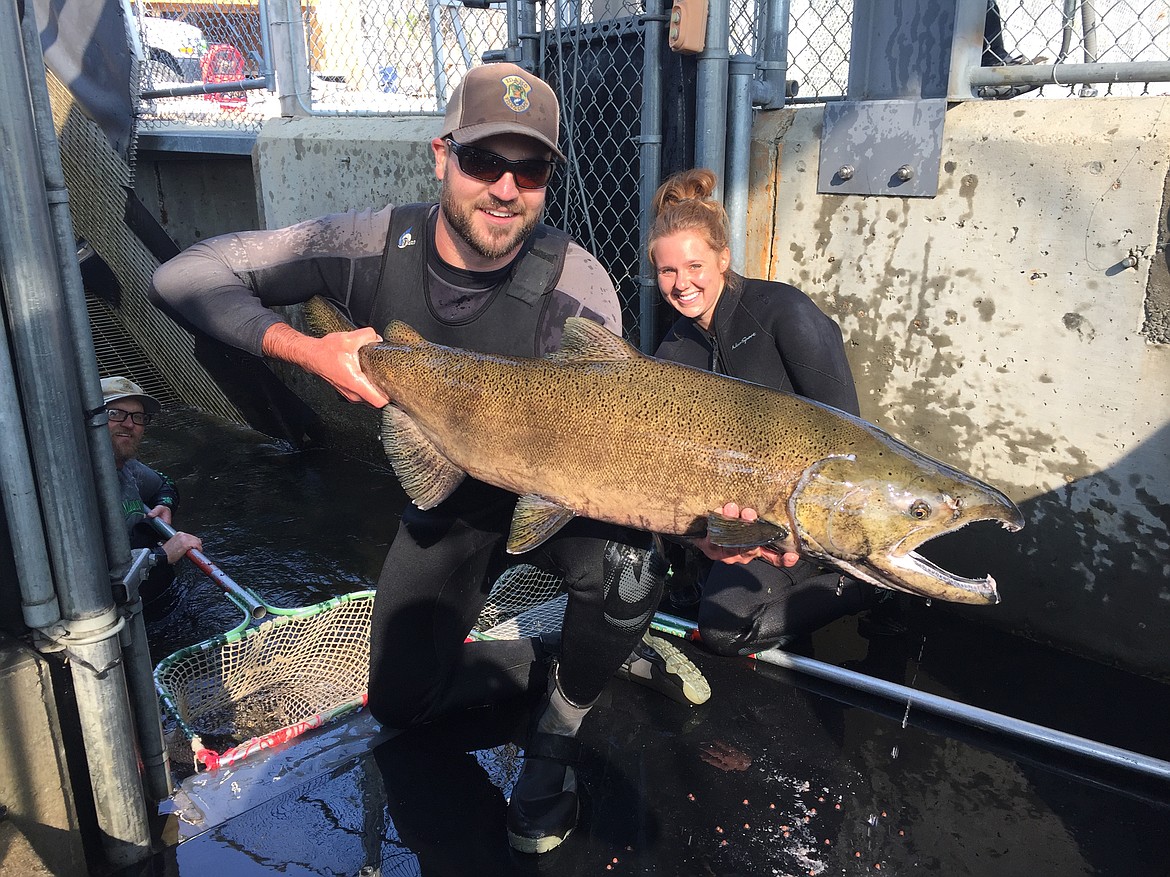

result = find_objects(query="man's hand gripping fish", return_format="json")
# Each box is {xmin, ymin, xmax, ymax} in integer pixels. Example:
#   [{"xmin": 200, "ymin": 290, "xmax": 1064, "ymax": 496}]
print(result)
[{"xmin": 305, "ymin": 297, "xmax": 1024, "ymax": 605}]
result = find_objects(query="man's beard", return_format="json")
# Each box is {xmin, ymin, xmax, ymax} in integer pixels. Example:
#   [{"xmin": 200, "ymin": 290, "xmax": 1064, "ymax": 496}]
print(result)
[
  {"xmin": 440, "ymin": 179, "xmax": 540, "ymax": 261},
  {"xmin": 112, "ymin": 434, "xmax": 140, "ymax": 468}
]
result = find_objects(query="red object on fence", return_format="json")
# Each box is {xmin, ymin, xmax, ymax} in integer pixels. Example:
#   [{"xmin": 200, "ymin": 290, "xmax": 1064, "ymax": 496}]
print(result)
[{"xmin": 200, "ymin": 43, "xmax": 246, "ymax": 110}]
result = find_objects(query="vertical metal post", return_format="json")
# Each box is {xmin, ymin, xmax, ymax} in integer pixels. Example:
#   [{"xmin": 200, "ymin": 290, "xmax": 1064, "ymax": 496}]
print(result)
[
  {"xmin": 19, "ymin": 0, "xmax": 171, "ymax": 801},
  {"xmin": 269, "ymin": 0, "xmax": 312, "ymax": 115},
  {"xmin": 725, "ymin": 54, "xmax": 755, "ymax": 275},
  {"xmin": 638, "ymin": 0, "xmax": 666, "ymax": 353},
  {"xmin": 519, "ymin": 0, "xmax": 540, "ymax": 68},
  {"xmin": 948, "ymin": 0, "xmax": 998, "ymax": 100},
  {"xmin": 257, "ymin": 0, "xmax": 276, "ymax": 91},
  {"xmin": 0, "ymin": 0, "xmax": 151, "ymax": 866},
  {"xmin": 428, "ymin": 0, "xmax": 449, "ymax": 111},
  {"xmin": 755, "ymin": 0, "xmax": 790, "ymax": 109},
  {"xmin": 695, "ymin": 0, "xmax": 730, "ymax": 195}
]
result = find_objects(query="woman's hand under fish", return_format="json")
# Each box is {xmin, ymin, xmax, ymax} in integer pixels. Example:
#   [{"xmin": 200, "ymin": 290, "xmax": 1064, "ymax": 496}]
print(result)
[{"xmin": 692, "ymin": 502, "xmax": 800, "ymax": 568}]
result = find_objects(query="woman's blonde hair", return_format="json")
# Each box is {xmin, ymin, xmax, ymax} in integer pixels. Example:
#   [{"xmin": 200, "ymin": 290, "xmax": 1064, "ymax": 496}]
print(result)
[{"xmin": 648, "ymin": 168, "xmax": 731, "ymax": 270}]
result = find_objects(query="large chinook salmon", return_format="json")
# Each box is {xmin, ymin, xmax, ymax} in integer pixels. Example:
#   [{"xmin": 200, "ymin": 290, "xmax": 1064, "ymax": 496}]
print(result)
[{"xmin": 305, "ymin": 297, "xmax": 1023, "ymax": 605}]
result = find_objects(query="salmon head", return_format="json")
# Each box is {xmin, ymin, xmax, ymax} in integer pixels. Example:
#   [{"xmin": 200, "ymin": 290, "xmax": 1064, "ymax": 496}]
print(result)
[{"xmin": 788, "ymin": 428, "xmax": 1025, "ymax": 605}]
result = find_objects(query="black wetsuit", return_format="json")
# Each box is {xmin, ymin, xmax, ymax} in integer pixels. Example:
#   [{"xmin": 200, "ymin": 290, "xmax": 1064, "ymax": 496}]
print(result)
[
  {"xmin": 151, "ymin": 204, "xmax": 664, "ymax": 725},
  {"xmin": 655, "ymin": 274, "xmax": 878, "ymax": 655}
]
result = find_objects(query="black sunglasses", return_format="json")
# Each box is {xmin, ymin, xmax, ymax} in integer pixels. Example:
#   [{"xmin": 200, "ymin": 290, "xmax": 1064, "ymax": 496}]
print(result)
[
  {"xmin": 107, "ymin": 407, "xmax": 154, "ymax": 426},
  {"xmin": 445, "ymin": 138, "xmax": 557, "ymax": 190}
]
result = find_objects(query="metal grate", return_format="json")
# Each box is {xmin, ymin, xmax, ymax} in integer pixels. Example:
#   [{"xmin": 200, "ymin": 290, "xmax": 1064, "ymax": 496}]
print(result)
[{"xmin": 46, "ymin": 68, "xmax": 247, "ymax": 425}]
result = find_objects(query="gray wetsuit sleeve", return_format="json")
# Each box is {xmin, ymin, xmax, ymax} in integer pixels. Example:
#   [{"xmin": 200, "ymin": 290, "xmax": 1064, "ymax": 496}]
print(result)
[
  {"xmin": 149, "ymin": 207, "xmax": 394, "ymax": 356},
  {"xmin": 536, "ymin": 242, "xmax": 622, "ymax": 355}
]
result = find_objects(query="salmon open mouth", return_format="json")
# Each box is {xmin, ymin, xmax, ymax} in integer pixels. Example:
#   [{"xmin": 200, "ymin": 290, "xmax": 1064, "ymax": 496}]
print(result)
[{"xmin": 875, "ymin": 515, "xmax": 1024, "ymax": 605}]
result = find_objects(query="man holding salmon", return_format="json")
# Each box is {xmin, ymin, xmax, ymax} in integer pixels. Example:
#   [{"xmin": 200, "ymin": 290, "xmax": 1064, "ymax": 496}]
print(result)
[{"xmin": 151, "ymin": 62, "xmax": 707, "ymax": 854}]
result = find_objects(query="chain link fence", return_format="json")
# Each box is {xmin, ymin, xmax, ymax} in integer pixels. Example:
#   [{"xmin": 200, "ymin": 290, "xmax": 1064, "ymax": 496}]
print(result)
[
  {"xmin": 129, "ymin": 0, "xmax": 1170, "ymax": 340},
  {"xmin": 133, "ymin": 1, "xmax": 1170, "ymax": 131}
]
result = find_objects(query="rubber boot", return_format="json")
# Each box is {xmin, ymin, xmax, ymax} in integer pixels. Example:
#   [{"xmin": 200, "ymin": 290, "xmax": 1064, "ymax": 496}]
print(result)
[{"xmin": 506, "ymin": 662, "xmax": 591, "ymax": 854}]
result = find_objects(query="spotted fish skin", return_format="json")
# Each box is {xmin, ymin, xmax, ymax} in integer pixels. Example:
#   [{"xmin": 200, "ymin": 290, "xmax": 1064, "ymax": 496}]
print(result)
[{"xmin": 304, "ymin": 296, "xmax": 1024, "ymax": 605}]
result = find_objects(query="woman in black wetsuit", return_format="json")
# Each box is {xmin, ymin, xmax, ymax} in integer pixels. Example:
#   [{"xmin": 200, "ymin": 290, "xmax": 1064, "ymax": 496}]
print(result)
[{"xmin": 648, "ymin": 169, "xmax": 893, "ymax": 655}]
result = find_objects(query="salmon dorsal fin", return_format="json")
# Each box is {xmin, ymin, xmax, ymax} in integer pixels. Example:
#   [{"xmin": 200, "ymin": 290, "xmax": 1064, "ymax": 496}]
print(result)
[
  {"xmin": 549, "ymin": 317, "xmax": 637, "ymax": 363},
  {"xmin": 382, "ymin": 320, "xmax": 426, "ymax": 346}
]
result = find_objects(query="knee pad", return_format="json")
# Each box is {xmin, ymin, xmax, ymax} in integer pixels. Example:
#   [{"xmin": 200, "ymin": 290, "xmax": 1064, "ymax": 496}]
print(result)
[{"xmin": 601, "ymin": 537, "xmax": 666, "ymax": 633}]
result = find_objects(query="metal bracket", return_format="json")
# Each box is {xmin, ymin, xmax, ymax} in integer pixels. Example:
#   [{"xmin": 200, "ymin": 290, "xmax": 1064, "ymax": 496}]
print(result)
[{"xmin": 817, "ymin": 98, "xmax": 947, "ymax": 198}]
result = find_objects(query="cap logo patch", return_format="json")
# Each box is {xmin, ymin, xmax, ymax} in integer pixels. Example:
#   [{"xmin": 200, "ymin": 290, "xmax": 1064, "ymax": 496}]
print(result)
[{"xmin": 501, "ymin": 75, "xmax": 532, "ymax": 113}]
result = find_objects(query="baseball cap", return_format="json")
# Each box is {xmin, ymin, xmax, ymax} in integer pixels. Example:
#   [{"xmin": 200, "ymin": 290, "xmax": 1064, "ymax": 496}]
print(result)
[
  {"xmin": 441, "ymin": 63, "xmax": 564, "ymax": 160},
  {"xmin": 101, "ymin": 376, "xmax": 161, "ymax": 414}
]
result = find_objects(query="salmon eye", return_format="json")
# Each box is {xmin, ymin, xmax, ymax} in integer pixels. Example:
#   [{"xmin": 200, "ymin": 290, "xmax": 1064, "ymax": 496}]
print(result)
[{"xmin": 909, "ymin": 500, "xmax": 931, "ymax": 519}]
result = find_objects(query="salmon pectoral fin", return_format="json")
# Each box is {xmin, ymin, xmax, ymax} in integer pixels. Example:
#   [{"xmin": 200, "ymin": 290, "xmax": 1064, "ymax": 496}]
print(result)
[
  {"xmin": 380, "ymin": 405, "xmax": 466, "ymax": 509},
  {"xmin": 507, "ymin": 495, "xmax": 577, "ymax": 554},
  {"xmin": 705, "ymin": 512, "xmax": 789, "ymax": 549}
]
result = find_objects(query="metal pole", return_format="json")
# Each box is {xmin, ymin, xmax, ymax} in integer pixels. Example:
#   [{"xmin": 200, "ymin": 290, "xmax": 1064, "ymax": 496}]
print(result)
[
  {"xmin": 651, "ymin": 611, "xmax": 1170, "ymax": 784},
  {"xmin": 18, "ymin": 2, "xmax": 171, "ymax": 800},
  {"xmin": 428, "ymin": 0, "xmax": 449, "ymax": 112},
  {"xmin": 754, "ymin": 0, "xmax": 790, "ymax": 110},
  {"xmin": 268, "ymin": 0, "xmax": 312, "ymax": 116},
  {"xmin": 0, "ymin": 0, "xmax": 151, "ymax": 865},
  {"xmin": 967, "ymin": 60, "xmax": 1170, "ymax": 89},
  {"xmin": 695, "ymin": 0, "xmax": 730, "ymax": 195},
  {"xmin": 638, "ymin": 0, "xmax": 666, "ymax": 354},
  {"xmin": 725, "ymin": 54, "xmax": 754, "ymax": 276},
  {"xmin": 0, "ymin": 299, "xmax": 60, "ymax": 632},
  {"xmin": 256, "ymin": 0, "xmax": 276, "ymax": 91}
]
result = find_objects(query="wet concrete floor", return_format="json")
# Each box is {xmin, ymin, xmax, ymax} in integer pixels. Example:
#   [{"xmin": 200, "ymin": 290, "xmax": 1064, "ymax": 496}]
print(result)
[{"xmin": 120, "ymin": 410, "xmax": 1170, "ymax": 876}]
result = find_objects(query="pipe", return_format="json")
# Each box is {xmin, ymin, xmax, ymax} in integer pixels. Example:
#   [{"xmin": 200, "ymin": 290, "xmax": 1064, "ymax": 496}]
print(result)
[
  {"xmin": 148, "ymin": 517, "xmax": 269, "ymax": 621},
  {"xmin": 0, "ymin": 291, "xmax": 60, "ymax": 632},
  {"xmin": 651, "ymin": 611, "xmax": 1170, "ymax": 784},
  {"xmin": 18, "ymin": 3, "xmax": 171, "ymax": 802},
  {"xmin": 968, "ymin": 60, "xmax": 1170, "ymax": 89},
  {"xmin": 257, "ymin": 0, "xmax": 276, "ymax": 91},
  {"xmin": 695, "ymin": 0, "xmax": 730, "ymax": 193},
  {"xmin": 638, "ymin": 0, "xmax": 667, "ymax": 353},
  {"xmin": 428, "ymin": 0, "xmax": 449, "ymax": 112},
  {"xmin": 725, "ymin": 54, "xmax": 754, "ymax": 276},
  {"xmin": 754, "ymin": 0, "xmax": 790, "ymax": 110},
  {"xmin": 269, "ymin": 0, "xmax": 312, "ymax": 116},
  {"xmin": 0, "ymin": 0, "xmax": 151, "ymax": 864}
]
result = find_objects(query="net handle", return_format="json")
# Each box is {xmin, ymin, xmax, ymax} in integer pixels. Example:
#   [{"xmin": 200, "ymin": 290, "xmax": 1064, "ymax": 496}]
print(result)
[{"xmin": 148, "ymin": 516, "xmax": 267, "ymax": 621}]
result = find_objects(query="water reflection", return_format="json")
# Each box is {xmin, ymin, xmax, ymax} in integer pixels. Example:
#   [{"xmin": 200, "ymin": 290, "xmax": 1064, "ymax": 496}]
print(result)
[{"xmin": 138, "ymin": 407, "xmax": 407, "ymax": 662}]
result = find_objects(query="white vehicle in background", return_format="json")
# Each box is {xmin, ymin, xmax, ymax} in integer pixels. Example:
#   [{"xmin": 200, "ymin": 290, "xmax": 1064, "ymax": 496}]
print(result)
[{"xmin": 129, "ymin": 6, "xmax": 208, "ymax": 84}]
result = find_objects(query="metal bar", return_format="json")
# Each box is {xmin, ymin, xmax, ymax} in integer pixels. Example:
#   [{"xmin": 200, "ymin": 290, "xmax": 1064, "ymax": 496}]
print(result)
[
  {"xmin": 754, "ymin": 0, "xmax": 790, "ymax": 110},
  {"xmin": 968, "ymin": 61, "xmax": 1170, "ymax": 88},
  {"xmin": 638, "ymin": 0, "xmax": 666, "ymax": 354},
  {"xmin": 696, "ymin": 0, "xmax": 730, "ymax": 194},
  {"xmin": 0, "ymin": 0, "xmax": 151, "ymax": 864},
  {"xmin": 256, "ymin": 0, "xmax": 276, "ymax": 90},
  {"xmin": 141, "ymin": 76, "xmax": 269, "ymax": 100},
  {"xmin": 268, "ymin": 0, "xmax": 312, "ymax": 116},
  {"xmin": 428, "ymin": 0, "xmax": 449, "ymax": 113},
  {"xmin": 725, "ymin": 53, "xmax": 754, "ymax": 276},
  {"xmin": 650, "ymin": 611, "xmax": 1170, "ymax": 784},
  {"xmin": 147, "ymin": 517, "xmax": 269, "ymax": 621},
  {"xmin": 19, "ymin": 2, "xmax": 171, "ymax": 802}
]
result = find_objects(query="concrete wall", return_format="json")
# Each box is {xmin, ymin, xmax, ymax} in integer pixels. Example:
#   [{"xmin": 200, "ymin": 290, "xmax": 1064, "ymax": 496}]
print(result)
[
  {"xmin": 135, "ymin": 153, "xmax": 260, "ymax": 251},
  {"xmin": 0, "ymin": 639, "xmax": 87, "ymax": 876},
  {"xmin": 748, "ymin": 97, "xmax": 1170, "ymax": 677}
]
